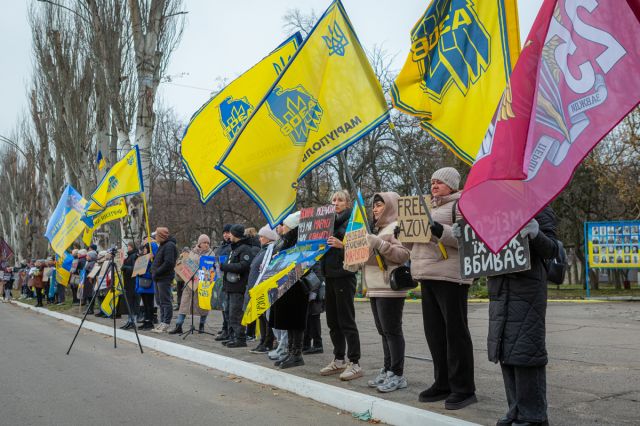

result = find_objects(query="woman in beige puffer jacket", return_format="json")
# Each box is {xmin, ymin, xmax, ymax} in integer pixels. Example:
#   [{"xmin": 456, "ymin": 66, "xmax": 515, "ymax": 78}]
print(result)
[
  {"xmin": 346, "ymin": 191, "xmax": 410, "ymax": 393},
  {"xmin": 412, "ymin": 167, "xmax": 476, "ymax": 410}
]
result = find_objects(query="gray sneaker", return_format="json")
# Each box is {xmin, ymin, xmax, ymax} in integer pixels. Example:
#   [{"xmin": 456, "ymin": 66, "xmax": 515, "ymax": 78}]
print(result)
[
  {"xmin": 377, "ymin": 372, "xmax": 407, "ymax": 393},
  {"xmin": 367, "ymin": 368, "xmax": 387, "ymax": 388}
]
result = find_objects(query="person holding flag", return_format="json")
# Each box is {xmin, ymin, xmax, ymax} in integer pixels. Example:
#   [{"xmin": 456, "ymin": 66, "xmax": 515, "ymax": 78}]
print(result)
[{"xmin": 319, "ymin": 190, "xmax": 362, "ymax": 379}]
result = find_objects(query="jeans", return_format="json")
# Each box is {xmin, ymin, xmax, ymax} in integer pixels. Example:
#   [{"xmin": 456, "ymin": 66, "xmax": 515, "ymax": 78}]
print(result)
[
  {"xmin": 370, "ymin": 297, "xmax": 406, "ymax": 376},
  {"xmin": 501, "ymin": 364, "xmax": 547, "ymax": 423},
  {"xmin": 228, "ymin": 292, "xmax": 245, "ymax": 341},
  {"xmin": 325, "ymin": 276, "xmax": 360, "ymax": 363},
  {"xmin": 154, "ymin": 279, "xmax": 173, "ymax": 325},
  {"xmin": 420, "ymin": 280, "xmax": 475, "ymax": 394},
  {"xmin": 56, "ymin": 284, "xmax": 66, "ymax": 303},
  {"xmin": 175, "ymin": 313, "xmax": 206, "ymax": 326}
]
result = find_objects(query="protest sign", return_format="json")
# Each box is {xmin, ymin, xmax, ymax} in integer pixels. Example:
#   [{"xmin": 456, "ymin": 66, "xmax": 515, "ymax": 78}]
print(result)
[
  {"xmin": 132, "ymin": 253, "xmax": 151, "ymax": 277},
  {"xmin": 343, "ymin": 228, "xmax": 369, "ymax": 266},
  {"xmin": 88, "ymin": 264, "xmax": 101, "ymax": 279},
  {"xmin": 298, "ymin": 205, "xmax": 336, "ymax": 242},
  {"xmin": 175, "ymin": 252, "xmax": 200, "ymax": 282},
  {"xmin": 397, "ymin": 196, "xmax": 432, "ymax": 243},
  {"xmin": 197, "ymin": 256, "xmax": 217, "ymax": 310},
  {"xmin": 458, "ymin": 219, "xmax": 530, "ymax": 279}
]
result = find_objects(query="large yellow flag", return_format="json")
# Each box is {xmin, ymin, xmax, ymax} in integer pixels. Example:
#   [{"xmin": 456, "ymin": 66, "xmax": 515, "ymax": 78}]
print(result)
[
  {"xmin": 217, "ymin": 0, "xmax": 389, "ymax": 226},
  {"xmin": 44, "ymin": 185, "xmax": 90, "ymax": 257},
  {"xmin": 82, "ymin": 199, "xmax": 128, "ymax": 246},
  {"xmin": 391, "ymin": 0, "xmax": 520, "ymax": 164},
  {"xmin": 89, "ymin": 146, "xmax": 143, "ymax": 210},
  {"xmin": 181, "ymin": 34, "xmax": 302, "ymax": 203}
]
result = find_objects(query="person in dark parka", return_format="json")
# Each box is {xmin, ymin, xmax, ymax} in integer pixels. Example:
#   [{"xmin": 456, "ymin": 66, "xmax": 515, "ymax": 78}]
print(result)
[
  {"xmin": 150, "ymin": 227, "xmax": 178, "ymax": 332},
  {"xmin": 119, "ymin": 242, "xmax": 138, "ymax": 330},
  {"xmin": 486, "ymin": 207, "xmax": 558, "ymax": 426}
]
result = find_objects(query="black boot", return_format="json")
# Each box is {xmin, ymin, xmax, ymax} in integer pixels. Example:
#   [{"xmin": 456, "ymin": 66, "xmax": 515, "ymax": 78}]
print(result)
[
  {"xmin": 280, "ymin": 330, "xmax": 304, "ymax": 369},
  {"xmin": 140, "ymin": 321, "xmax": 154, "ymax": 330},
  {"xmin": 275, "ymin": 333, "xmax": 294, "ymax": 367},
  {"xmin": 168, "ymin": 324, "xmax": 183, "ymax": 334},
  {"xmin": 120, "ymin": 321, "xmax": 133, "ymax": 330},
  {"xmin": 198, "ymin": 323, "xmax": 205, "ymax": 334}
]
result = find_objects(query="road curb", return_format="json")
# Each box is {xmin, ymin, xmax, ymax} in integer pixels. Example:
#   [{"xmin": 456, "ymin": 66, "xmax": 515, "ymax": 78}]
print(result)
[{"xmin": 11, "ymin": 300, "xmax": 477, "ymax": 426}]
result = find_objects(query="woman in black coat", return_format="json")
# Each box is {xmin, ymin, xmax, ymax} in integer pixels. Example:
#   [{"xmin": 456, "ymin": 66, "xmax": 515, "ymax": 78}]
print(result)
[
  {"xmin": 119, "ymin": 242, "xmax": 138, "ymax": 329},
  {"xmin": 486, "ymin": 207, "xmax": 558, "ymax": 426}
]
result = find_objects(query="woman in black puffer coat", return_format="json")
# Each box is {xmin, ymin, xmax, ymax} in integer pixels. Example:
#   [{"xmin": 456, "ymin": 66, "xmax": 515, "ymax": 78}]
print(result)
[{"xmin": 487, "ymin": 206, "xmax": 558, "ymax": 426}]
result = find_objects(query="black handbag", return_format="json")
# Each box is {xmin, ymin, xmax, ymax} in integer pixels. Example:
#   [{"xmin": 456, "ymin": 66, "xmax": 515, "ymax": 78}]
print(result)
[
  {"xmin": 389, "ymin": 264, "xmax": 417, "ymax": 291},
  {"xmin": 546, "ymin": 240, "xmax": 568, "ymax": 285},
  {"xmin": 300, "ymin": 270, "xmax": 323, "ymax": 294}
]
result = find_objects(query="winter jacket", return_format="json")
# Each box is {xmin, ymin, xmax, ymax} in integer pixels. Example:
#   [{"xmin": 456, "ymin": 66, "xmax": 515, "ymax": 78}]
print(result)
[
  {"xmin": 151, "ymin": 236, "xmax": 178, "ymax": 282},
  {"xmin": 136, "ymin": 242, "xmax": 158, "ymax": 294},
  {"xmin": 487, "ymin": 207, "xmax": 559, "ymax": 367},
  {"xmin": 220, "ymin": 238, "xmax": 258, "ymax": 293},
  {"xmin": 409, "ymin": 191, "xmax": 472, "ymax": 285},
  {"xmin": 32, "ymin": 266, "xmax": 45, "ymax": 289},
  {"xmin": 321, "ymin": 208, "xmax": 356, "ymax": 278},
  {"xmin": 215, "ymin": 242, "xmax": 232, "ymax": 259},
  {"xmin": 345, "ymin": 192, "xmax": 410, "ymax": 298}
]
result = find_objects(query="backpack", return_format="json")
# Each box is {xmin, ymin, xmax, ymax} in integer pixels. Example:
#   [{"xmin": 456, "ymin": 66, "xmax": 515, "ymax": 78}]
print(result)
[{"xmin": 546, "ymin": 240, "xmax": 567, "ymax": 284}]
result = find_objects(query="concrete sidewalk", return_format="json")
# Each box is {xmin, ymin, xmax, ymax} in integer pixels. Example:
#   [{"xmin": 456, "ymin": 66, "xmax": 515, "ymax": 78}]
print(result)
[{"xmin": 11, "ymin": 298, "xmax": 640, "ymax": 425}]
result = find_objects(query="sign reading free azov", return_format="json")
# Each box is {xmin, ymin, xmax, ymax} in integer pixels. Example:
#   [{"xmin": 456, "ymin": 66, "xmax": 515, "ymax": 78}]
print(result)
[{"xmin": 457, "ymin": 219, "xmax": 531, "ymax": 279}]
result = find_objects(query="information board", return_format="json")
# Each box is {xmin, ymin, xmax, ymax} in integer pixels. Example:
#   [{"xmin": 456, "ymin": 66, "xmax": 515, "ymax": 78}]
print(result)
[{"xmin": 586, "ymin": 221, "xmax": 640, "ymax": 268}]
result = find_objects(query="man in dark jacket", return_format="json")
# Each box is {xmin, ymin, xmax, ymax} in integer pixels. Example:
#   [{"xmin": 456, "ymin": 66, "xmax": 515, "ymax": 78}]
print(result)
[
  {"xmin": 151, "ymin": 227, "xmax": 178, "ymax": 333},
  {"xmin": 487, "ymin": 207, "xmax": 558, "ymax": 426},
  {"xmin": 214, "ymin": 224, "xmax": 233, "ymax": 340},
  {"xmin": 220, "ymin": 224, "xmax": 257, "ymax": 347}
]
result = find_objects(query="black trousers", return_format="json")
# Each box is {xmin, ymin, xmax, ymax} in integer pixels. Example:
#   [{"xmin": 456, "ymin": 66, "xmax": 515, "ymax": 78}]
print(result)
[
  {"xmin": 176, "ymin": 280, "xmax": 185, "ymax": 307},
  {"xmin": 370, "ymin": 297, "xmax": 406, "ymax": 376},
  {"xmin": 228, "ymin": 292, "xmax": 246, "ymax": 341},
  {"xmin": 501, "ymin": 364, "xmax": 547, "ymax": 423},
  {"xmin": 35, "ymin": 288, "xmax": 44, "ymax": 306},
  {"xmin": 140, "ymin": 293, "xmax": 155, "ymax": 322},
  {"xmin": 258, "ymin": 314, "xmax": 274, "ymax": 348},
  {"xmin": 325, "ymin": 276, "xmax": 360, "ymax": 363},
  {"xmin": 420, "ymin": 280, "xmax": 475, "ymax": 394},
  {"xmin": 303, "ymin": 313, "xmax": 322, "ymax": 348}
]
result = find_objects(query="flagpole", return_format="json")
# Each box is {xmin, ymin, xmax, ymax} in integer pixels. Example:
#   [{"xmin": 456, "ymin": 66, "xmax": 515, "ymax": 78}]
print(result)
[
  {"xmin": 141, "ymin": 192, "xmax": 153, "ymax": 253},
  {"xmin": 338, "ymin": 151, "xmax": 387, "ymax": 272},
  {"xmin": 389, "ymin": 121, "xmax": 448, "ymax": 260}
]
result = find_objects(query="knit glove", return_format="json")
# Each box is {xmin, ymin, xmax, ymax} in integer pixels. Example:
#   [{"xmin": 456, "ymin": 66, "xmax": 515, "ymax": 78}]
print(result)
[
  {"xmin": 366, "ymin": 234, "xmax": 384, "ymax": 250},
  {"xmin": 452, "ymin": 222, "xmax": 462, "ymax": 239},
  {"xmin": 430, "ymin": 221, "xmax": 444, "ymax": 239},
  {"xmin": 519, "ymin": 219, "xmax": 539, "ymax": 239}
]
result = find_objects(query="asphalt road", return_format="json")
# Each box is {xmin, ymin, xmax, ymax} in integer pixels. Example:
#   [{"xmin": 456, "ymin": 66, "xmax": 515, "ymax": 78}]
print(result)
[{"xmin": 0, "ymin": 302, "xmax": 359, "ymax": 426}]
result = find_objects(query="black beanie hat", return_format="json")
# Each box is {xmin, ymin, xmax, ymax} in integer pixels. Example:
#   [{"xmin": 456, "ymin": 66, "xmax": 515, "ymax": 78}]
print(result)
[
  {"xmin": 223, "ymin": 224, "xmax": 232, "ymax": 233},
  {"xmin": 230, "ymin": 224, "xmax": 245, "ymax": 238}
]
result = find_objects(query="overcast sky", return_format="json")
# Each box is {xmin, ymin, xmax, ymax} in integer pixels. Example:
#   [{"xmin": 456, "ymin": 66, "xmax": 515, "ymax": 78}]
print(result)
[{"xmin": 0, "ymin": 0, "xmax": 544, "ymax": 140}]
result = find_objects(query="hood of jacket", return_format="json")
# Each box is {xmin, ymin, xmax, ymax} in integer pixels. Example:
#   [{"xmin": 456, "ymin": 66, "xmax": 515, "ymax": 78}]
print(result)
[
  {"xmin": 161, "ymin": 236, "xmax": 177, "ymax": 246},
  {"xmin": 372, "ymin": 192, "xmax": 400, "ymax": 231}
]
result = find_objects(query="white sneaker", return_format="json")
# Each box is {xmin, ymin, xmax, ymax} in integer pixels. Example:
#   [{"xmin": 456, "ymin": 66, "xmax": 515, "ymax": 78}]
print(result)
[
  {"xmin": 339, "ymin": 362, "xmax": 363, "ymax": 381},
  {"xmin": 377, "ymin": 372, "xmax": 407, "ymax": 393},
  {"xmin": 152, "ymin": 323, "xmax": 168, "ymax": 333},
  {"xmin": 320, "ymin": 359, "xmax": 347, "ymax": 376},
  {"xmin": 367, "ymin": 368, "xmax": 387, "ymax": 388}
]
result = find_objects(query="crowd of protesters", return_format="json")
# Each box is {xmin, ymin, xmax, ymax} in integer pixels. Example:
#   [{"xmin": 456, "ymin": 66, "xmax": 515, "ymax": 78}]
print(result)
[{"xmin": 2, "ymin": 166, "xmax": 559, "ymax": 426}]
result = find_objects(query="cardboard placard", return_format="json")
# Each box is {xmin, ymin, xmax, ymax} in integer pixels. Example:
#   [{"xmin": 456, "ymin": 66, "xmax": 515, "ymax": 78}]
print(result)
[
  {"xmin": 175, "ymin": 252, "xmax": 200, "ymax": 282},
  {"xmin": 343, "ymin": 228, "xmax": 370, "ymax": 266},
  {"xmin": 88, "ymin": 264, "xmax": 101, "ymax": 279},
  {"xmin": 98, "ymin": 260, "xmax": 110, "ymax": 278},
  {"xmin": 458, "ymin": 219, "xmax": 531, "ymax": 279},
  {"xmin": 298, "ymin": 205, "xmax": 336, "ymax": 242},
  {"xmin": 132, "ymin": 253, "xmax": 151, "ymax": 277},
  {"xmin": 397, "ymin": 196, "xmax": 432, "ymax": 243}
]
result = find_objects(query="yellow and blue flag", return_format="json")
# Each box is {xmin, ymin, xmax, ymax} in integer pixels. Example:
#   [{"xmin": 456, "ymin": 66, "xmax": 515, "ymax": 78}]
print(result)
[
  {"xmin": 181, "ymin": 33, "xmax": 302, "ymax": 203},
  {"xmin": 217, "ymin": 0, "xmax": 389, "ymax": 226},
  {"xmin": 45, "ymin": 185, "xmax": 90, "ymax": 257},
  {"xmin": 391, "ymin": 0, "xmax": 520, "ymax": 164},
  {"xmin": 55, "ymin": 252, "xmax": 73, "ymax": 287},
  {"xmin": 81, "ymin": 198, "xmax": 128, "ymax": 245},
  {"xmin": 345, "ymin": 190, "xmax": 367, "ymax": 233},
  {"xmin": 100, "ymin": 273, "xmax": 123, "ymax": 316},
  {"xmin": 96, "ymin": 150, "xmax": 106, "ymax": 171},
  {"xmin": 89, "ymin": 146, "xmax": 143, "ymax": 211}
]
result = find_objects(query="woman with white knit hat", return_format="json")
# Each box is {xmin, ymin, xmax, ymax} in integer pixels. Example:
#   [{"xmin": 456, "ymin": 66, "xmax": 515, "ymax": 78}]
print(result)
[{"xmin": 410, "ymin": 167, "xmax": 477, "ymax": 410}]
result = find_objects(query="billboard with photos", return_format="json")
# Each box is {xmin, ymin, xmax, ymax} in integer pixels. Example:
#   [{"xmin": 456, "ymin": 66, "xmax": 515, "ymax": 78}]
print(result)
[{"xmin": 587, "ymin": 221, "xmax": 640, "ymax": 268}]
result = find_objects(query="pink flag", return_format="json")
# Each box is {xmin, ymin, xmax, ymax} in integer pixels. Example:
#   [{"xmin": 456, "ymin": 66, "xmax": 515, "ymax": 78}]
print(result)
[
  {"xmin": 460, "ymin": 0, "xmax": 640, "ymax": 253},
  {"xmin": 0, "ymin": 238, "xmax": 13, "ymax": 261}
]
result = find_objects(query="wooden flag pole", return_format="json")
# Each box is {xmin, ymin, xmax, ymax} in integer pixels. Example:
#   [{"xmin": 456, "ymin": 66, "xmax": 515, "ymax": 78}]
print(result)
[
  {"xmin": 141, "ymin": 192, "xmax": 153, "ymax": 254},
  {"xmin": 389, "ymin": 121, "xmax": 448, "ymax": 260}
]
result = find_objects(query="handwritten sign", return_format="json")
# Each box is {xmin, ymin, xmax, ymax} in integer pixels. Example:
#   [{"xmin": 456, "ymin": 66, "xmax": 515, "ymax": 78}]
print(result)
[
  {"xmin": 132, "ymin": 253, "xmax": 151, "ymax": 277},
  {"xmin": 397, "ymin": 196, "xmax": 432, "ymax": 243},
  {"xmin": 344, "ymin": 228, "xmax": 369, "ymax": 266},
  {"xmin": 298, "ymin": 205, "xmax": 336, "ymax": 242},
  {"xmin": 88, "ymin": 264, "xmax": 101, "ymax": 279},
  {"xmin": 175, "ymin": 252, "xmax": 200, "ymax": 282},
  {"xmin": 457, "ymin": 219, "xmax": 531, "ymax": 279}
]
